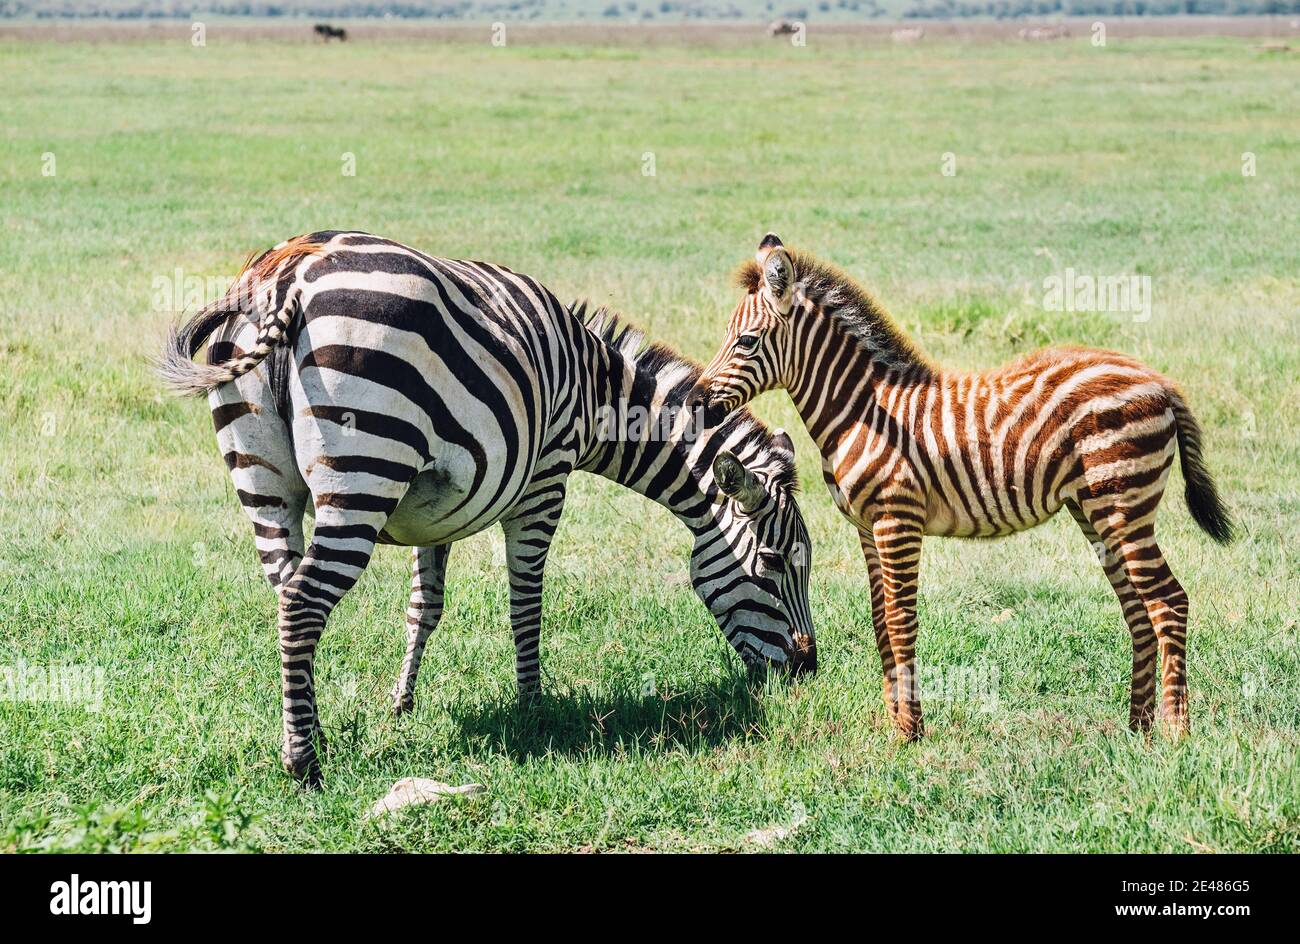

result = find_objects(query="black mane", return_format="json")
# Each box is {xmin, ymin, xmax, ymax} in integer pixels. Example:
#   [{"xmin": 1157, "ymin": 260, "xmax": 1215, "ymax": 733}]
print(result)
[{"xmin": 573, "ymin": 302, "xmax": 798, "ymax": 493}]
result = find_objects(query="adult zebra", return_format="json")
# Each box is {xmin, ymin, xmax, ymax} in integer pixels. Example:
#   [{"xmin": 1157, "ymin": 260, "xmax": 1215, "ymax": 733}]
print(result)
[
  {"xmin": 689, "ymin": 234, "xmax": 1232, "ymax": 740},
  {"xmin": 159, "ymin": 231, "xmax": 816, "ymax": 785}
]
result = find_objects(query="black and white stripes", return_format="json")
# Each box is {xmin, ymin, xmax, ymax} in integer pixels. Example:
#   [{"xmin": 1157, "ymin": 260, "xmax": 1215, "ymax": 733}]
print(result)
[{"xmin": 161, "ymin": 231, "xmax": 815, "ymax": 785}]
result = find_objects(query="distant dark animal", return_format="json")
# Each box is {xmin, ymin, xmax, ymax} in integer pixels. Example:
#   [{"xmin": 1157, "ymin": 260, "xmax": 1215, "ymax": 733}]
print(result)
[
  {"xmin": 768, "ymin": 20, "xmax": 799, "ymax": 37},
  {"xmin": 314, "ymin": 23, "xmax": 348, "ymax": 42}
]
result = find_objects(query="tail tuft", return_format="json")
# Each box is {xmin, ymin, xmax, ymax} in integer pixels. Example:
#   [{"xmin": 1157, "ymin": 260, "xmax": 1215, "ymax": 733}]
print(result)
[
  {"xmin": 154, "ymin": 303, "xmax": 243, "ymax": 397},
  {"xmin": 1170, "ymin": 391, "xmax": 1234, "ymax": 545}
]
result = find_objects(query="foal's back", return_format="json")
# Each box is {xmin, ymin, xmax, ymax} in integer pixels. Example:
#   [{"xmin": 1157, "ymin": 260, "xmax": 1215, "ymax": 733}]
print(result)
[{"xmin": 919, "ymin": 345, "xmax": 1182, "ymax": 538}]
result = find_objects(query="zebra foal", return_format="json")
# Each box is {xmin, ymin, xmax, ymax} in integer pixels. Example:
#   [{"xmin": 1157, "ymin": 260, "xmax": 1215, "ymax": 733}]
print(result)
[{"xmin": 689, "ymin": 233, "xmax": 1233, "ymax": 740}]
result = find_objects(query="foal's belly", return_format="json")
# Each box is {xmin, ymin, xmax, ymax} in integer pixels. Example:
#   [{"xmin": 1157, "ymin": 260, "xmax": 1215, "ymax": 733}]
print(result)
[{"xmin": 923, "ymin": 489, "xmax": 1065, "ymax": 538}]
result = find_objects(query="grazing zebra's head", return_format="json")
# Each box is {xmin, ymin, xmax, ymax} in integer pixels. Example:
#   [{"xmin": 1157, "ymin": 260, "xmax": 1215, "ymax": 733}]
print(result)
[
  {"xmin": 582, "ymin": 303, "xmax": 815, "ymax": 676},
  {"xmin": 699, "ymin": 433, "xmax": 815, "ymax": 676},
  {"xmin": 689, "ymin": 233, "xmax": 803, "ymax": 428}
]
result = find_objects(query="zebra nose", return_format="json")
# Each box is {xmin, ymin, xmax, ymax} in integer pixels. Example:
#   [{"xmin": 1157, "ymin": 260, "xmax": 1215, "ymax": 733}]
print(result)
[
  {"xmin": 687, "ymin": 386, "xmax": 728, "ymax": 430},
  {"xmin": 789, "ymin": 635, "xmax": 817, "ymax": 677}
]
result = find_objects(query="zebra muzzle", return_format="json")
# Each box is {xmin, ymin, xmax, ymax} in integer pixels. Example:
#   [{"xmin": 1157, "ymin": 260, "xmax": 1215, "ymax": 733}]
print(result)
[
  {"xmin": 789, "ymin": 634, "xmax": 817, "ymax": 677},
  {"xmin": 686, "ymin": 386, "xmax": 730, "ymax": 430}
]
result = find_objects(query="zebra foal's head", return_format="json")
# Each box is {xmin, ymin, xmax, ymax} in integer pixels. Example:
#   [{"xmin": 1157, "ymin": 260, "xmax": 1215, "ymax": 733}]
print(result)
[
  {"xmin": 698, "ymin": 432, "xmax": 815, "ymax": 677},
  {"xmin": 688, "ymin": 233, "xmax": 802, "ymax": 428}
]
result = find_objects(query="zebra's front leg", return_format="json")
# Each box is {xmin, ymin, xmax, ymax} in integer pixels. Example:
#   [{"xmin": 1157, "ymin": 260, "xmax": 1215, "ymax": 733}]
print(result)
[
  {"xmin": 872, "ymin": 509, "xmax": 926, "ymax": 741},
  {"xmin": 501, "ymin": 483, "xmax": 567, "ymax": 706},
  {"xmin": 858, "ymin": 530, "xmax": 899, "ymax": 724},
  {"xmin": 392, "ymin": 544, "xmax": 451, "ymax": 716}
]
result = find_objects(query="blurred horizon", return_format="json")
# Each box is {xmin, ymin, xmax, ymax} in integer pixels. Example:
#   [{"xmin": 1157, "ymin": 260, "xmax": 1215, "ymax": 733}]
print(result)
[{"xmin": 6, "ymin": 0, "xmax": 1300, "ymax": 23}]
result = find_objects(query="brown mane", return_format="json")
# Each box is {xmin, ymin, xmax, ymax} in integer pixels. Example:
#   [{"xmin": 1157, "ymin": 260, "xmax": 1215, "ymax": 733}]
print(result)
[
  {"xmin": 734, "ymin": 248, "xmax": 931, "ymax": 370},
  {"xmin": 733, "ymin": 258, "xmax": 764, "ymax": 293}
]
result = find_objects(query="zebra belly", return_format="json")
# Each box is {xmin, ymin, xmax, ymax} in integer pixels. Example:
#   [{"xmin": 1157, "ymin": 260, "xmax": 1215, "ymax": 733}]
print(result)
[
  {"xmin": 381, "ymin": 463, "xmax": 488, "ymax": 545},
  {"xmin": 923, "ymin": 489, "xmax": 1064, "ymax": 537}
]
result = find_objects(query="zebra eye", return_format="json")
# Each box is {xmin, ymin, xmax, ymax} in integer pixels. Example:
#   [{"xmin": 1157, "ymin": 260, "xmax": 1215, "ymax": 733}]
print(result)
[
  {"xmin": 757, "ymin": 551, "xmax": 785, "ymax": 574},
  {"xmin": 735, "ymin": 334, "xmax": 761, "ymax": 354}
]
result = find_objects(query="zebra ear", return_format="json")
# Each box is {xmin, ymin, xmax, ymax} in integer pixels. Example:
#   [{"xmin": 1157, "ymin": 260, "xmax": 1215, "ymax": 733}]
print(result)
[
  {"xmin": 756, "ymin": 244, "xmax": 795, "ymax": 312},
  {"xmin": 713, "ymin": 451, "xmax": 766, "ymax": 514},
  {"xmin": 771, "ymin": 428, "xmax": 795, "ymax": 456}
]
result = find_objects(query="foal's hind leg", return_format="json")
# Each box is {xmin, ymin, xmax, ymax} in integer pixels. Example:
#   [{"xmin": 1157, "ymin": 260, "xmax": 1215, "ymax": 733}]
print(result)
[
  {"xmin": 1066, "ymin": 501, "xmax": 1156, "ymax": 731},
  {"xmin": 1076, "ymin": 496, "xmax": 1189, "ymax": 736},
  {"xmin": 1124, "ymin": 540, "xmax": 1189, "ymax": 734},
  {"xmin": 392, "ymin": 544, "xmax": 451, "ymax": 716}
]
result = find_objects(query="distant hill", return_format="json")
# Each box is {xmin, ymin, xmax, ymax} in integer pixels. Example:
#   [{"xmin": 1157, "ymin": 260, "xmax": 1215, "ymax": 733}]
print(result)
[{"xmin": 4, "ymin": 0, "xmax": 1299, "ymax": 20}]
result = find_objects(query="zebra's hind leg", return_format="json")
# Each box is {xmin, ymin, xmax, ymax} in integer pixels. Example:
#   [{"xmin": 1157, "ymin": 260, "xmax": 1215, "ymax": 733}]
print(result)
[
  {"xmin": 1126, "ymin": 542, "xmax": 1189, "ymax": 736},
  {"xmin": 278, "ymin": 503, "xmax": 397, "ymax": 786},
  {"xmin": 392, "ymin": 544, "xmax": 451, "ymax": 716},
  {"xmin": 1066, "ymin": 501, "xmax": 1157, "ymax": 732},
  {"xmin": 210, "ymin": 378, "xmax": 309, "ymax": 593},
  {"xmin": 858, "ymin": 530, "xmax": 899, "ymax": 724},
  {"xmin": 1076, "ymin": 501, "xmax": 1189, "ymax": 737},
  {"xmin": 501, "ymin": 480, "xmax": 568, "ymax": 707}
]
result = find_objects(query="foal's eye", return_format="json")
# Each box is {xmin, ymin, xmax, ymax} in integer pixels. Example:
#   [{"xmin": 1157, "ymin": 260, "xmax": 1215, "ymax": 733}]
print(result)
[
  {"xmin": 735, "ymin": 334, "xmax": 761, "ymax": 353},
  {"xmin": 758, "ymin": 551, "xmax": 785, "ymax": 573}
]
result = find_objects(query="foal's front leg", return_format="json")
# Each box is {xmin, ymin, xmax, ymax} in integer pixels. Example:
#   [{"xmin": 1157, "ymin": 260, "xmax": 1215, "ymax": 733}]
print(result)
[
  {"xmin": 872, "ymin": 510, "xmax": 926, "ymax": 740},
  {"xmin": 858, "ymin": 530, "xmax": 899, "ymax": 724}
]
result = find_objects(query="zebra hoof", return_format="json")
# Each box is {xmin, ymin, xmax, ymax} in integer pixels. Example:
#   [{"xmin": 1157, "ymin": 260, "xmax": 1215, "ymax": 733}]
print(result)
[
  {"xmin": 893, "ymin": 720, "xmax": 925, "ymax": 742},
  {"xmin": 283, "ymin": 752, "xmax": 323, "ymax": 789},
  {"xmin": 392, "ymin": 694, "xmax": 415, "ymax": 717}
]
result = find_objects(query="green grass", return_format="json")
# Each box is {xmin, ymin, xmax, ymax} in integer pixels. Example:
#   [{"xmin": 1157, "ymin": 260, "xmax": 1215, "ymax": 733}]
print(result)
[{"xmin": 1, "ymin": 31, "xmax": 1298, "ymax": 852}]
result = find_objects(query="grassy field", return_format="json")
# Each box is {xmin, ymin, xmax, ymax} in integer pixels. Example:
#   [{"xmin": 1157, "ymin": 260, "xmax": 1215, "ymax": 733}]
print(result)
[{"xmin": 1, "ymin": 27, "xmax": 1297, "ymax": 852}]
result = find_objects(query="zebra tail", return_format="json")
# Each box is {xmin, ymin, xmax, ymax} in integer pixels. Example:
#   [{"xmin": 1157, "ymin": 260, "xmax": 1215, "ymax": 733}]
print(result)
[
  {"xmin": 155, "ymin": 284, "xmax": 300, "ymax": 398},
  {"xmin": 1169, "ymin": 389, "xmax": 1234, "ymax": 544},
  {"xmin": 156, "ymin": 236, "xmax": 323, "ymax": 397}
]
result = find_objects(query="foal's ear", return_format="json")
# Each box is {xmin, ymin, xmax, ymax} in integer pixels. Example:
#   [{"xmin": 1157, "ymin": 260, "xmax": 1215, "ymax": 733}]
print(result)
[
  {"xmin": 755, "ymin": 233, "xmax": 795, "ymax": 313},
  {"xmin": 771, "ymin": 427, "xmax": 795, "ymax": 456}
]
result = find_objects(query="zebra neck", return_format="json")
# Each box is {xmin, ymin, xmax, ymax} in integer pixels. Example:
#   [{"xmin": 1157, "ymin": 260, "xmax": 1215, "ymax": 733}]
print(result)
[
  {"xmin": 786, "ymin": 308, "xmax": 935, "ymax": 453},
  {"xmin": 579, "ymin": 353, "xmax": 718, "ymax": 530}
]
